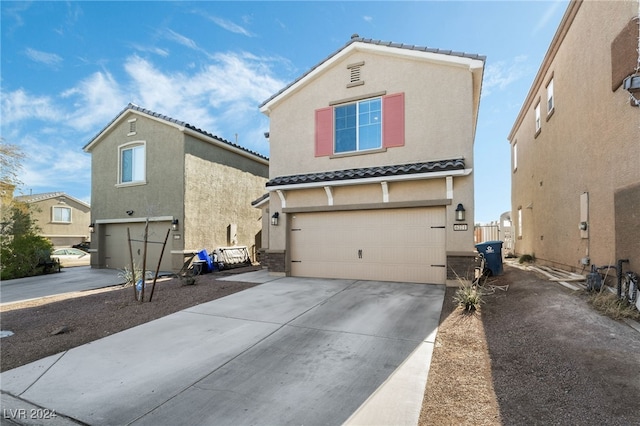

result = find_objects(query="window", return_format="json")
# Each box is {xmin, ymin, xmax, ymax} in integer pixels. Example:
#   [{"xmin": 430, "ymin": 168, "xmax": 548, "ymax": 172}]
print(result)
[
  {"xmin": 335, "ymin": 98, "xmax": 381, "ymax": 153},
  {"xmin": 546, "ymin": 78, "xmax": 554, "ymax": 115},
  {"xmin": 315, "ymin": 92, "xmax": 404, "ymax": 157},
  {"xmin": 513, "ymin": 142, "xmax": 518, "ymax": 171},
  {"xmin": 52, "ymin": 206, "xmax": 71, "ymax": 223},
  {"xmin": 535, "ymin": 102, "xmax": 541, "ymax": 133},
  {"xmin": 517, "ymin": 207, "xmax": 523, "ymax": 238},
  {"xmin": 119, "ymin": 143, "xmax": 145, "ymax": 184}
]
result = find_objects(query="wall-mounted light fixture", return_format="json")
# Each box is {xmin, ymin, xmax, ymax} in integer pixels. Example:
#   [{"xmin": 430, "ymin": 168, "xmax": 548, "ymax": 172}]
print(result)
[
  {"xmin": 623, "ymin": 74, "xmax": 640, "ymax": 106},
  {"xmin": 171, "ymin": 219, "xmax": 179, "ymax": 231},
  {"xmin": 271, "ymin": 212, "xmax": 280, "ymax": 226},
  {"xmin": 89, "ymin": 223, "xmax": 95, "ymax": 233},
  {"xmin": 455, "ymin": 203, "xmax": 466, "ymax": 221}
]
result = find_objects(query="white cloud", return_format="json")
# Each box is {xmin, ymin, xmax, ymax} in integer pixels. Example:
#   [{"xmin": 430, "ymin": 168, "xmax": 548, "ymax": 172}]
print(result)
[
  {"xmin": 165, "ymin": 29, "xmax": 198, "ymax": 50},
  {"xmin": 25, "ymin": 48, "xmax": 63, "ymax": 66},
  {"xmin": 532, "ymin": 0, "xmax": 564, "ymax": 36},
  {"xmin": 1, "ymin": 89, "xmax": 58, "ymax": 125},
  {"xmin": 208, "ymin": 15, "xmax": 254, "ymax": 37},
  {"xmin": 482, "ymin": 56, "xmax": 531, "ymax": 97},
  {"xmin": 61, "ymin": 71, "xmax": 127, "ymax": 131},
  {"xmin": 131, "ymin": 43, "xmax": 170, "ymax": 57},
  {"xmin": 363, "ymin": 16, "xmax": 373, "ymax": 23}
]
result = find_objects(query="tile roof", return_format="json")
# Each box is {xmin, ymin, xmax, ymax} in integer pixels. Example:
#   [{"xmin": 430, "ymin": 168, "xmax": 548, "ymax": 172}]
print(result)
[
  {"xmin": 260, "ymin": 35, "xmax": 486, "ymax": 109},
  {"xmin": 85, "ymin": 103, "xmax": 269, "ymax": 161},
  {"xmin": 266, "ymin": 158, "xmax": 465, "ymax": 187},
  {"xmin": 14, "ymin": 192, "xmax": 90, "ymax": 208}
]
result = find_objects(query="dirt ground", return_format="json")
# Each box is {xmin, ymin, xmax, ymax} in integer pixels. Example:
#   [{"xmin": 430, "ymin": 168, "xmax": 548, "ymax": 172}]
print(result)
[
  {"xmin": 419, "ymin": 264, "xmax": 640, "ymax": 426},
  {"xmin": 2, "ymin": 264, "xmax": 640, "ymax": 425}
]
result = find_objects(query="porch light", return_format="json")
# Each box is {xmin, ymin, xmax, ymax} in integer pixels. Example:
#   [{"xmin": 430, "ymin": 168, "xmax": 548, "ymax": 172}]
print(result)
[
  {"xmin": 89, "ymin": 223, "xmax": 95, "ymax": 233},
  {"xmin": 455, "ymin": 204, "xmax": 466, "ymax": 221},
  {"xmin": 171, "ymin": 219, "xmax": 179, "ymax": 231},
  {"xmin": 271, "ymin": 212, "xmax": 280, "ymax": 226}
]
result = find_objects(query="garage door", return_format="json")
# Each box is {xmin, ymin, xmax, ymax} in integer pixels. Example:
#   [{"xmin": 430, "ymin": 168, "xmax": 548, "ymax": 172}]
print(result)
[
  {"xmin": 103, "ymin": 222, "xmax": 172, "ymax": 271},
  {"xmin": 289, "ymin": 207, "xmax": 446, "ymax": 284}
]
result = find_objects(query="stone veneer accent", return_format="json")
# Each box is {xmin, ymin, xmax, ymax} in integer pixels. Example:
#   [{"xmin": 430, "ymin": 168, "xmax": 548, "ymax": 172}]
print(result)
[{"xmin": 447, "ymin": 253, "xmax": 477, "ymax": 282}]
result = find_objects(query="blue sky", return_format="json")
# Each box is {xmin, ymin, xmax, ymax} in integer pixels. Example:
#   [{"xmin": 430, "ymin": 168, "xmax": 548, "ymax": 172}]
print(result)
[{"xmin": 1, "ymin": 0, "xmax": 568, "ymax": 224}]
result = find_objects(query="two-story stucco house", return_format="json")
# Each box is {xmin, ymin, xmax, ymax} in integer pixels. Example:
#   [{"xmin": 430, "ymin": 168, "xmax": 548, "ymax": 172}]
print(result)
[
  {"xmin": 84, "ymin": 104, "xmax": 269, "ymax": 272},
  {"xmin": 256, "ymin": 35, "xmax": 485, "ymax": 285},
  {"xmin": 508, "ymin": 0, "xmax": 640, "ymax": 273},
  {"xmin": 13, "ymin": 192, "xmax": 91, "ymax": 248}
]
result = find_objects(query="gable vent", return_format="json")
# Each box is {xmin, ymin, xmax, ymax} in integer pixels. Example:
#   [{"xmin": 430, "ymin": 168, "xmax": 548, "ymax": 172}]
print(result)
[
  {"xmin": 347, "ymin": 61, "xmax": 365, "ymax": 88},
  {"xmin": 128, "ymin": 118, "xmax": 137, "ymax": 136}
]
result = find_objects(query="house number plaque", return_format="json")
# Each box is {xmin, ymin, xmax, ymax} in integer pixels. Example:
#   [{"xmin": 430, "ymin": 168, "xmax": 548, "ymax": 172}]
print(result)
[{"xmin": 453, "ymin": 223, "xmax": 468, "ymax": 231}]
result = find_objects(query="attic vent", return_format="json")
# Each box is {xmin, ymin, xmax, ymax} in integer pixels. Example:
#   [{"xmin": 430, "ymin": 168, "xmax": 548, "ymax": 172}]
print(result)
[
  {"xmin": 347, "ymin": 61, "xmax": 365, "ymax": 88},
  {"xmin": 128, "ymin": 118, "xmax": 137, "ymax": 136}
]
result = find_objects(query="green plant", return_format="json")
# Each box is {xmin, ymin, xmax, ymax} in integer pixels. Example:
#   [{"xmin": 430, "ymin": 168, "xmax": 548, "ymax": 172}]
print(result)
[
  {"xmin": 0, "ymin": 202, "xmax": 54, "ymax": 280},
  {"xmin": 454, "ymin": 280, "xmax": 484, "ymax": 312},
  {"xmin": 519, "ymin": 253, "xmax": 536, "ymax": 264},
  {"xmin": 118, "ymin": 264, "xmax": 144, "ymax": 286}
]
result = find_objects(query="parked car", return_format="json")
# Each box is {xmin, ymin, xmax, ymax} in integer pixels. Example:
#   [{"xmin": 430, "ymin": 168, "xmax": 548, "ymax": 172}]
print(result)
[
  {"xmin": 51, "ymin": 248, "xmax": 91, "ymax": 267},
  {"xmin": 72, "ymin": 242, "xmax": 90, "ymax": 252}
]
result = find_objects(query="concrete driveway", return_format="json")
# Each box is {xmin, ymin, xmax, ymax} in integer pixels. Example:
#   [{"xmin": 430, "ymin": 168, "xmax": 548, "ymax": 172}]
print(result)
[
  {"xmin": 0, "ymin": 267, "xmax": 123, "ymax": 305},
  {"xmin": 1, "ymin": 274, "xmax": 444, "ymax": 426}
]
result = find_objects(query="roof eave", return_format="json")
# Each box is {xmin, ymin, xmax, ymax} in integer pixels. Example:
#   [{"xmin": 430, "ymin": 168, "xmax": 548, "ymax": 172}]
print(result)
[{"xmin": 260, "ymin": 40, "xmax": 485, "ymax": 115}]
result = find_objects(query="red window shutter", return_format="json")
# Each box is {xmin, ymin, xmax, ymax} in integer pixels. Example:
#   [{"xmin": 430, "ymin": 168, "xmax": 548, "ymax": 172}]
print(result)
[
  {"xmin": 315, "ymin": 107, "xmax": 334, "ymax": 157},
  {"xmin": 383, "ymin": 92, "xmax": 405, "ymax": 148}
]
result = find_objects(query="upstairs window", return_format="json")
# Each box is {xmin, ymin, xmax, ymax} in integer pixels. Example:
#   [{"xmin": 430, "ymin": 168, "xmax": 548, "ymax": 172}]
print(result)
[
  {"xmin": 534, "ymin": 102, "xmax": 541, "ymax": 134},
  {"xmin": 335, "ymin": 98, "xmax": 381, "ymax": 153},
  {"xmin": 52, "ymin": 206, "xmax": 71, "ymax": 223},
  {"xmin": 513, "ymin": 142, "xmax": 518, "ymax": 172},
  {"xmin": 315, "ymin": 92, "xmax": 404, "ymax": 157},
  {"xmin": 546, "ymin": 78, "xmax": 554, "ymax": 115},
  {"xmin": 119, "ymin": 142, "xmax": 146, "ymax": 184}
]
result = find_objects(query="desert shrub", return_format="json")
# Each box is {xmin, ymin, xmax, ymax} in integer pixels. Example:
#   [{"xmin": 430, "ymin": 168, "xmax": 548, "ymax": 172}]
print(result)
[
  {"xmin": 1, "ymin": 203, "xmax": 53, "ymax": 280},
  {"xmin": 454, "ymin": 280, "xmax": 484, "ymax": 312},
  {"xmin": 519, "ymin": 253, "xmax": 536, "ymax": 264},
  {"xmin": 588, "ymin": 291, "xmax": 640, "ymax": 321}
]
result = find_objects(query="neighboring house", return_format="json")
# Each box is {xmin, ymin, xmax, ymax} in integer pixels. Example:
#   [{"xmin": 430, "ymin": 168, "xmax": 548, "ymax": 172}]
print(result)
[
  {"xmin": 508, "ymin": 0, "xmax": 640, "ymax": 272},
  {"xmin": 83, "ymin": 104, "xmax": 269, "ymax": 272},
  {"xmin": 256, "ymin": 35, "xmax": 485, "ymax": 285},
  {"xmin": 13, "ymin": 192, "xmax": 91, "ymax": 248}
]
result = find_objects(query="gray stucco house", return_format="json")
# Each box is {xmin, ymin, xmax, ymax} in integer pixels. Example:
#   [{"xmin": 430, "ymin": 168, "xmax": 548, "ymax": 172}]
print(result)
[{"xmin": 83, "ymin": 104, "xmax": 269, "ymax": 272}]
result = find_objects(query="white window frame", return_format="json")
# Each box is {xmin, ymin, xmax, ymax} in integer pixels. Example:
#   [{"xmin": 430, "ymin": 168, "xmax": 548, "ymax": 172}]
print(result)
[
  {"xmin": 334, "ymin": 97, "xmax": 382, "ymax": 154},
  {"xmin": 52, "ymin": 206, "xmax": 72, "ymax": 223},
  {"xmin": 117, "ymin": 141, "xmax": 146, "ymax": 186},
  {"xmin": 513, "ymin": 142, "xmax": 518, "ymax": 172},
  {"xmin": 534, "ymin": 102, "xmax": 541, "ymax": 134},
  {"xmin": 517, "ymin": 207, "xmax": 523, "ymax": 238},
  {"xmin": 546, "ymin": 78, "xmax": 554, "ymax": 115}
]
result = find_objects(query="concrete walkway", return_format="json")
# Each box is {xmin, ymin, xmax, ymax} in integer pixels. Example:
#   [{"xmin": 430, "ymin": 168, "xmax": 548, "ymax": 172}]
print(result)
[{"xmin": 1, "ymin": 272, "xmax": 443, "ymax": 425}]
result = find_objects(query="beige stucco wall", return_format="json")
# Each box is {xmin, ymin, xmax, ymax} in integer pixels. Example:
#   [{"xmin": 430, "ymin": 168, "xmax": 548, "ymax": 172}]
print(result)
[
  {"xmin": 88, "ymin": 110, "xmax": 268, "ymax": 271},
  {"xmin": 184, "ymin": 154, "xmax": 267, "ymax": 258},
  {"xmin": 30, "ymin": 198, "xmax": 91, "ymax": 247},
  {"xmin": 264, "ymin": 46, "xmax": 482, "ymax": 274},
  {"xmin": 510, "ymin": 0, "xmax": 640, "ymax": 271}
]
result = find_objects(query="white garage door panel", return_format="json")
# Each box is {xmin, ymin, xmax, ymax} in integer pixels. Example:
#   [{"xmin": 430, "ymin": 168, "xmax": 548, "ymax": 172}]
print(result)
[{"xmin": 290, "ymin": 207, "xmax": 446, "ymax": 284}]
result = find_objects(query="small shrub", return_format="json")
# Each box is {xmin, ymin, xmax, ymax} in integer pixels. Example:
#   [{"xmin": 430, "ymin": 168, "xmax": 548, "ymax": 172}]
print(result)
[
  {"xmin": 519, "ymin": 253, "xmax": 536, "ymax": 264},
  {"xmin": 588, "ymin": 291, "xmax": 640, "ymax": 321},
  {"xmin": 454, "ymin": 281, "xmax": 484, "ymax": 312}
]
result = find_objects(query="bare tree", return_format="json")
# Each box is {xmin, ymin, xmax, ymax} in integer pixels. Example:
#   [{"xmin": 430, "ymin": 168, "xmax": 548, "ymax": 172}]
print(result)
[{"xmin": 0, "ymin": 138, "xmax": 26, "ymax": 187}]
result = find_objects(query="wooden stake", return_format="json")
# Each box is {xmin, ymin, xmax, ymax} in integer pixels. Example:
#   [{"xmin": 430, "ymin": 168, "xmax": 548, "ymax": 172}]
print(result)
[
  {"xmin": 149, "ymin": 228, "xmax": 170, "ymax": 302},
  {"xmin": 127, "ymin": 227, "xmax": 137, "ymax": 301},
  {"xmin": 140, "ymin": 219, "xmax": 149, "ymax": 303}
]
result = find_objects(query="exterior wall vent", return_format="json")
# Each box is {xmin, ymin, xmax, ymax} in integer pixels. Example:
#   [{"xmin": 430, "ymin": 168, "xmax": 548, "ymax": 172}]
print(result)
[
  {"xmin": 128, "ymin": 118, "xmax": 137, "ymax": 136},
  {"xmin": 347, "ymin": 61, "xmax": 365, "ymax": 88}
]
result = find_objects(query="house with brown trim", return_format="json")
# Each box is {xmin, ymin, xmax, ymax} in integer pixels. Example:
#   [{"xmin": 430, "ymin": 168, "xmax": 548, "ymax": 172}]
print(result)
[
  {"xmin": 255, "ymin": 35, "xmax": 485, "ymax": 285},
  {"xmin": 508, "ymin": 0, "xmax": 640, "ymax": 272},
  {"xmin": 84, "ymin": 104, "xmax": 269, "ymax": 272},
  {"xmin": 13, "ymin": 192, "xmax": 91, "ymax": 248}
]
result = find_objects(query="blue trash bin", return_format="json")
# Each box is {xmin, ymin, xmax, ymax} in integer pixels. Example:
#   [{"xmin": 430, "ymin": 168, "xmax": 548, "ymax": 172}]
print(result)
[{"xmin": 475, "ymin": 241, "xmax": 504, "ymax": 276}]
